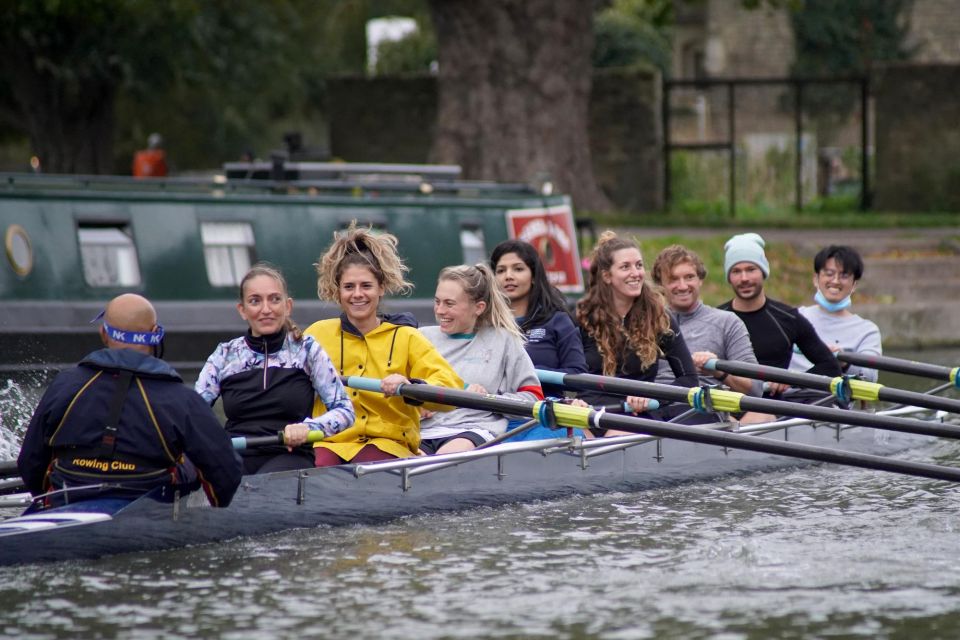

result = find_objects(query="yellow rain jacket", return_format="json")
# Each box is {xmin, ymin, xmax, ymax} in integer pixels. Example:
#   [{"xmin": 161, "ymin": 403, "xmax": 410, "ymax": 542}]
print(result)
[{"xmin": 305, "ymin": 313, "xmax": 462, "ymax": 461}]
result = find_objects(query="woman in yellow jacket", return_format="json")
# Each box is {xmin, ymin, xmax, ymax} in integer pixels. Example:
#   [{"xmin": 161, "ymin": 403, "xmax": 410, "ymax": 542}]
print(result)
[{"xmin": 305, "ymin": 222, "xmax": 463, "ymax": 466}]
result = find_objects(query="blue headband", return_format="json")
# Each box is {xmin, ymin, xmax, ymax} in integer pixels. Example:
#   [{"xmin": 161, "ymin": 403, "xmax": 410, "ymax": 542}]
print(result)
[{"xmin": 92, "ymin": 311, "xmax": 165, "ymax": 346}]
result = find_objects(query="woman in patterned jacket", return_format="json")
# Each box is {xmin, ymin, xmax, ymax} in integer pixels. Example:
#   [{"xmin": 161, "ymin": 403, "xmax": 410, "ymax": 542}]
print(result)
[{"xmin": 195, "ymin": 263, "xmax": 354, "ymax": 474}]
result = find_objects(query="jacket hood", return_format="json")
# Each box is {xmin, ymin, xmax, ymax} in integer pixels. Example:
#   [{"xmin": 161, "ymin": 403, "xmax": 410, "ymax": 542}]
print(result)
[
  {"xmin": 79, "ymin": 348, "xmax": 182, "ymax": 382},
  {"xmin": 340, "ymin": 311, "xmax": 419, "ymax": 337}
]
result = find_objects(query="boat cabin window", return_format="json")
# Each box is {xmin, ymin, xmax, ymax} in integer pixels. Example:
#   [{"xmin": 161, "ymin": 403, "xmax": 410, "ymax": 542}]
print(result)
[
  {"xmin": 77, "ymin": 224, "xmax": 142, "ymax": 287},
  {"xmin": 201, "ymin": 222, "xmax": 255, "ymax": 287},
  {"xmin": 460, "ymin": 226, "xmax": 486, "ymax": 265}
]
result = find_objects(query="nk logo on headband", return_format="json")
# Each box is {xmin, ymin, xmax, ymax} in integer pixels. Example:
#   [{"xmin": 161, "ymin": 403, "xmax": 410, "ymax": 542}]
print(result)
[{"xmin": 104, "ymin": 321, "xmax": 165, "ymax": 346}]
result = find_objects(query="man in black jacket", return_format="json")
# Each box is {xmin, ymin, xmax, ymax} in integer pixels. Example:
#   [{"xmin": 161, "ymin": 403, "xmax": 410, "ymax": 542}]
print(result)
[{"xmin": 18, "ymin": 293, "xmax": 242, "ymax": 507}]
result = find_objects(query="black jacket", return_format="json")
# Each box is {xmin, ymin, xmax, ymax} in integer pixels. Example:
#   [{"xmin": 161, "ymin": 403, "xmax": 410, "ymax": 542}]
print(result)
[{"xmin": 18, "ymin": 348, "xmax": 242, "ymax": 506}]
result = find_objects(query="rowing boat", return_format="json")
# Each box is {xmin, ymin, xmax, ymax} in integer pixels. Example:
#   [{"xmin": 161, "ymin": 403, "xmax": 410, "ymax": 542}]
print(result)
[{"xmin": 0, "ymin": 404, "xmax": 939, "ymax": 566}]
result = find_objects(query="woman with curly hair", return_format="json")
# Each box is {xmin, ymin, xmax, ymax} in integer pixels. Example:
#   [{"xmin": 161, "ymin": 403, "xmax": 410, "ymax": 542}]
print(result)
[
  {"xmin": 304, "ymin": 222, "xmax": 463, "ymax": 466},
  {"xmin": 576, "ymin": 231, "xmax": 697, "ymax": 433}
]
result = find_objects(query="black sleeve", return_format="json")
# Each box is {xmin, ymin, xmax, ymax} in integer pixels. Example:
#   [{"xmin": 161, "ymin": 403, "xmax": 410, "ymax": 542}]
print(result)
[
  {"xmin": 17, "ymin": 381, "xmax": 62, "ymax": 495},
  {"xmin": 176, "ymin": 390, "xmax": 243, "ymax": 507},
  {"xmin": 577, "ymin": 327, "xmax": 622, "ymax": 406},
  {"xmin": 661, "ymin": 319, "xmax": 700, "ymax": 388},
  {"xmin": 795, "ymin": 311, "xmax": 843, "ymax": 377}
]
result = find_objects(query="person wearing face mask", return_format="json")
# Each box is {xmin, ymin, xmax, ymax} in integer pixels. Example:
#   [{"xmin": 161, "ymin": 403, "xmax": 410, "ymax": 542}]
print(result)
[
  {"xmin": 195, "ymin": 263, "xmax": 355, "ymax": 474},
  {"xmin": 789, "ymin": 245, "xmax": 881, "ymax": 382}
]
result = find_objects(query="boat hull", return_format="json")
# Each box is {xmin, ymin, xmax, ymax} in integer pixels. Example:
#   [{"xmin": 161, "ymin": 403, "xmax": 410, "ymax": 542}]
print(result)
[{"xmin": 0, "ymin": 422, "xmax": 922, "ymax": 566}]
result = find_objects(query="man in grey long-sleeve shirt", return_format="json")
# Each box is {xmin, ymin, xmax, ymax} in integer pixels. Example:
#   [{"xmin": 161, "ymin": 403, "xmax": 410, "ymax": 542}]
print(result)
[{"xmin": 652, "ymin": 245, "xmax": 761, "ymax": 396}]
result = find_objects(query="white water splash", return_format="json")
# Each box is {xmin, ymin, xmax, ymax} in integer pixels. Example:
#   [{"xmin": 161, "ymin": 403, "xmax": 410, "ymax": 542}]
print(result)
[{"xmin": 0, "ymin": 379, "xmax": 34, "ymax": 460}]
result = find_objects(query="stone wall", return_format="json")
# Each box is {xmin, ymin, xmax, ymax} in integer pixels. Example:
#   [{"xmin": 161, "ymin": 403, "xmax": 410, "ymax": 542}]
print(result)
[
  {"xmin": 873, "ymin": 64, "xmax": 960, "ymax": 212},
  {"xmin": 908, "ymin": 0, "xmax": 960, "ymax": 64},
  {"xmin": 326, "ymin": 68, "xmax": 664, "ymax": 212}
]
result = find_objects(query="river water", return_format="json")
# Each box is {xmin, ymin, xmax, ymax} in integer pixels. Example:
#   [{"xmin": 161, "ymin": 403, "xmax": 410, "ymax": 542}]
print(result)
[{"xmin": 2, "ymin": 350, "xmax": 960, "ymax": 639}]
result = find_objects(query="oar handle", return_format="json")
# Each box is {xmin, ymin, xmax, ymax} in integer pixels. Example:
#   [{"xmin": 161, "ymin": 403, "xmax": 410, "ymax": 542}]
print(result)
[
  {"xmin": 231, "ymin": 430, "xmax": 325, "ymax": 450},
  {"xmin": 346, "ymin": 376, "xmax": 386, "ymax": 393}
]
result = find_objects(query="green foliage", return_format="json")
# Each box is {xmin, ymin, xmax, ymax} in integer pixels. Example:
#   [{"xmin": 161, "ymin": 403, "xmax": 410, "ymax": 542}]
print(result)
[
  {"xmin": 374, "ymin": 24, "xmax": 437, "ymax": 75},
  {"xmin": 791, "ymin": 0, "xmax": 914, "ymax": 120},
  {"xmin": 115, "ymin": 1, "xmax": 335, "ymax": 171},
  {"xmin": 593, "ymin": 1, "xmax": 672, "ymax": 74}
]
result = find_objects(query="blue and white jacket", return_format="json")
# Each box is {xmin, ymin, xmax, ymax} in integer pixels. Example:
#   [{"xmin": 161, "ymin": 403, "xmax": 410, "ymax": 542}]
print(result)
[{"xmin": 195, "ymin": 330, "xmax": 354, "ymax": 440}]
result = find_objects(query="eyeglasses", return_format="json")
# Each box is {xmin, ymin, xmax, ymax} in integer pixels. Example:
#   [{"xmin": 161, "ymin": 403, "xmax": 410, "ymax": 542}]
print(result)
[{"xmin": 819, "ymin": 269, "xmax": 854, "ymax": 282}]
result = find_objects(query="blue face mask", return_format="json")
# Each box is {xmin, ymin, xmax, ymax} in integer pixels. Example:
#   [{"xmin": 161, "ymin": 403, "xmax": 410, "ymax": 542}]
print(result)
[{"xmin": 815, "ymin": 288, "xmax": 851, "ymax": 312}]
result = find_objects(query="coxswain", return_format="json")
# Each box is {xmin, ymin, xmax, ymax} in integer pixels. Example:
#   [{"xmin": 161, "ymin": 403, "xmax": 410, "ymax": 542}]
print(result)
[{"xmin": 18, "ymin": 293, "xmax": 242, "ymax": 507}]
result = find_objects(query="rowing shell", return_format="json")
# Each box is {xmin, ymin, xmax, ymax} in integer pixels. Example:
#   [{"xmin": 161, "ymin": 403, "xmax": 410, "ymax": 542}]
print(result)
[{"xmin": 0, "ymin": 408, "xmax": 938, "ymax": 566}]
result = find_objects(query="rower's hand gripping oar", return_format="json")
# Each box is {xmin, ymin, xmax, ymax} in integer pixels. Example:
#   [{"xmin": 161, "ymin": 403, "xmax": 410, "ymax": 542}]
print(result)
[
  {"xmin": 704, "ymin": 358, "xmax": 960, "ymax": 415},
  {"xmin": 344, "ymin": 375, "xmax": 960, "ymax": 484},
  {"xmin": 837, "ymin": 350, "xmax": 960, "ymax": 388},
  {"xmin": 536, "ymin": 369, "xmax": 960, "ymax": 441},
  {"xmin": 231, "ymin": 430, "xmax": 325, "ymax": 451}
]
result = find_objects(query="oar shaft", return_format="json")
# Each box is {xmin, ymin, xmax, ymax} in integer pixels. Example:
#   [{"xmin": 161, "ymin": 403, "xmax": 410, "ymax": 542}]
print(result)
[
  {"xmin": 709, "ymin": 359, "xmax": 960, "ymax": 415},
  {"xmin": 838, "ymin": 351, "xmax": 958, "ymax": 384},
  {"xmin": 542, "ymin": 370, "xmax": 960, "ymax": 440},
  {"xmin": 0, "ymin": 460, "xmax": 18, "ymax": 478},
  {"xmin": 709, "ymin": 359, "xmax": 830, "ymax": 391},
  {"xmin": 346, "ymin": 376, "xmax": 536, "ymax": 417},
  {"xmin": 345, "ymin": 376, "xmax": 960, "ymax": 484},
  {"xmin": 592, "ymin": 411, "xmax": 960, "ymax": 484},
  {"xmin": 0, "ymin": 477, "xmax": 25, "ymax": 495}
]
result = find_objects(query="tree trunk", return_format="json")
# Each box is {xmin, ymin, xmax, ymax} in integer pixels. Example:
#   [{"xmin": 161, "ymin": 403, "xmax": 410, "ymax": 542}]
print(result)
[{"xmin": 428, "ymin": 0, "xmax": 611, "ymax": 212}]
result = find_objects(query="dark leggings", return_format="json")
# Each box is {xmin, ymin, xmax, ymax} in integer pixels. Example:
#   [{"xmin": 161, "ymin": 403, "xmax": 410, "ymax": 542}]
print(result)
[{"xmin": 313, "ymin": 444, "xmax": 398, "ymax": 468}]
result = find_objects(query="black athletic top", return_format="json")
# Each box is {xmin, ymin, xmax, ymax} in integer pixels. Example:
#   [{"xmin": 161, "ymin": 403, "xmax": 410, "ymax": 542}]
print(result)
[{"xmin": 718, "ymin": 297, "xmax": 842, "ymax": 376}]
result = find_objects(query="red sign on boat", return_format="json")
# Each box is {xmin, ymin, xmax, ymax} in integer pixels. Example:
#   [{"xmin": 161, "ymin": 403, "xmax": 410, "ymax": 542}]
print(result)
[{"xmin": 505, "ymin": 205, "xmax": 584, "ymax": 293}]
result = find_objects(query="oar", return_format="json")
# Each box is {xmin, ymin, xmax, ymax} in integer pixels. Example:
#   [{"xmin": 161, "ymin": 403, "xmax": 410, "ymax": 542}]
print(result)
[
  {"xmin": 0, "ymin": 477, "xmax": 25, "ymax": 495},
  {"xmin": 231, "ymin": 430, "xmax": 326, "ymax": 450},
  {"xmin": 704, "ymin": 358, "xmax": 960, "ymax": 415},
  {"xmin": 535, "ymin": 370, "xmax": 960, "ymax": 441},
  {"xmin": 838, "ymin": 351, "xmax": 960, "ymax": 387},
  {"xmin": 0, "ymin": 460, "xmax": 18, "ymax": 478},
  {"xmin": 475, "ymin": 401, "xmax": 649, "ymax": 449},
  {"xmin": 343, "ymin": 376, "xmax": 960, "ymax": 484}
]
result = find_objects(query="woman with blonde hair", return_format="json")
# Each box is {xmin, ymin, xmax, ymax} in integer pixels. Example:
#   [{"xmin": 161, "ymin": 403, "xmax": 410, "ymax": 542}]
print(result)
[
  {"xmin": 305, "ymin": 222, "xmax": 463, "ymax": 466},
  {"xmin": 195, "ymin": 262, "xmax": 354, "ymax": 474},
  {"xmin": 576, "ymin": 231, "xmax": 697, "ymax": 432},
  {"xmin": 419, "ymin": 263, "xmax": 543, "ymax": 454}
]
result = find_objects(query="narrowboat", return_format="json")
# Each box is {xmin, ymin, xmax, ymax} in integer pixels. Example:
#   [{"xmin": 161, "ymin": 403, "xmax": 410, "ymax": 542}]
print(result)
[{"xmin": 0, "ymin": 163, "xmax": 586, "ymax": 370}]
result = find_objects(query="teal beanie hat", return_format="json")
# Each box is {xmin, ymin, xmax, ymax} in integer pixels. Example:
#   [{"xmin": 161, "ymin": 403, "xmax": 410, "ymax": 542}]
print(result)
[{"xmin": 724, "ymin": 233, "xmax": 770, "ymax": 278}]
